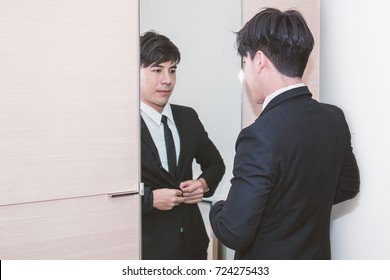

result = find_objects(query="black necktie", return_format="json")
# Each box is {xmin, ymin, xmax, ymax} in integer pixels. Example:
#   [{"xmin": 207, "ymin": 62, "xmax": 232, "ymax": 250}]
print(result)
[{"xmin": 161, "ymin": 115, "xmax": 177, "ymax": 177}]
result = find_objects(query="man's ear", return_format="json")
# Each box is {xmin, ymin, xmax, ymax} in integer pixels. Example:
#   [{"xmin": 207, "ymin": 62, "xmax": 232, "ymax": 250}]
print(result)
[{"xmin": 255, "ymin": 51, "xmax": 266, "ymax": 72}]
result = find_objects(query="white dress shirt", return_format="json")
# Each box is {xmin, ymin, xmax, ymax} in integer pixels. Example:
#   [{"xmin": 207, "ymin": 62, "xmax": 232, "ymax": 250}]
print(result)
[{"xmin": 141, "ymin": 102, "xmax": 181, "ymax": 172}]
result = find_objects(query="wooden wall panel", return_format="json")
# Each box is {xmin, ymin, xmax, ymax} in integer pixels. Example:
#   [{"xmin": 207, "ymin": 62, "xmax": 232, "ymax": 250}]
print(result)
[
  {"xmin": 0, "ymin": 195, "xmax": 140, "ymax": 259},
  {"xmin": 241, "ymin": 0, "xmax": 320, "ymax": 128},
  {"xmin": 0, "ymin": 0, "xmax": 140, "ymax": 206},
  {"xmin": 0, "ymin": 0, "xmax": 140, "ymax": 259}
]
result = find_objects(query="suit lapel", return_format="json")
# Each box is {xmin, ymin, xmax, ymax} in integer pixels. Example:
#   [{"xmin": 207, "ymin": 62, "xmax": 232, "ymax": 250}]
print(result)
[
  {"xmin": 171, "ymin": 105, "xmax": 186, "ymax": 178},
  {"xmin": 141, "ymin": 115, "xmax": 179, "ymax": 184},
  {"xmin": 141, "ymin": 116, "xmax": 162, "ymax": 167}
]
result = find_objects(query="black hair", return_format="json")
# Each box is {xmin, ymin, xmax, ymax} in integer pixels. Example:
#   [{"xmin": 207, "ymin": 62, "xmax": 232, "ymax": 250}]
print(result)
[
  {"xmin": 236, "ymin": 8, "xmax": 314, "ymax": 77},
  {"xmin": 140, "ymin": 31, "xmax": 181, "ymax": 67}
]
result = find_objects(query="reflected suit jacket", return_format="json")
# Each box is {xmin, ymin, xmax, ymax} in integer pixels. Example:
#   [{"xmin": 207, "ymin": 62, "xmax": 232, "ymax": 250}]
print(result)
[
  {"xmin": 141, "ymin": 104, "xmax": 225, "ymax": 260},
  {"xmin": 210, "ymin": 86, "xmax": 360, "ymax": 260}
]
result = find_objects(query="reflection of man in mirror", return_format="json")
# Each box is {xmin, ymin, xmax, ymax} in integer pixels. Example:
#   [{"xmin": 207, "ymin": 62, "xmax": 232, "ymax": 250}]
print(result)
[
  {"xmin": 209, "ymin": 8, "xmax": 360, "ymax": 260},
  {"xmin": 140, "ymin": 31, "xmax": 225, "ymax": 260}
]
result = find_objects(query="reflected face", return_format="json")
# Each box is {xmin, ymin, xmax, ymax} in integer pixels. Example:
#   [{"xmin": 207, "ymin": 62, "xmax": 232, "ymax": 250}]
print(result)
[{"xmin": 140, "ymin": 60, "xmax": 177, "ymax": 113}]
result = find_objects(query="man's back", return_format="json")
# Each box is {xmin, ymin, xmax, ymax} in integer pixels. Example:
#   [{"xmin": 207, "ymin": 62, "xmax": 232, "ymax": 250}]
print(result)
[{"xmin": 211, "ymin": 87, "xmax": 359, "ymax": 259}]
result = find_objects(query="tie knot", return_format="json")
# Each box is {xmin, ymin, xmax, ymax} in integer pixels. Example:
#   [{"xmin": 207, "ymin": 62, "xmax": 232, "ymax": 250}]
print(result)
[{"xmin": 161, "ymin": 115, "xmax": 168, "ymax": 125}]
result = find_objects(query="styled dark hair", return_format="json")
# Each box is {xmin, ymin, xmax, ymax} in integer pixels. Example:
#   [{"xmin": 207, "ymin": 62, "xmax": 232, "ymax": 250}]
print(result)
[
  {"xmin": 236, "ymin": 8, "xmax": 314, "ymax": 78},
  {"xmin": 140, "ymin": 31, "xmax": 181, "ymax": 67}
]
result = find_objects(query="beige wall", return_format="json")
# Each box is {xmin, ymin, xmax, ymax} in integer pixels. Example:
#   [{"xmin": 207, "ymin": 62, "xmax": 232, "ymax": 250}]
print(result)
[{"xmin": 0, "ymin": 0, "xmax": 140, "ymax": 259}]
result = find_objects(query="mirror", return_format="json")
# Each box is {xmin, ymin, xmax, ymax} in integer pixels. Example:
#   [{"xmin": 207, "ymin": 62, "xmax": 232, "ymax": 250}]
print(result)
[{"xmin": 140, "ymin": 0, "xmax": 242, "ymax": 260}]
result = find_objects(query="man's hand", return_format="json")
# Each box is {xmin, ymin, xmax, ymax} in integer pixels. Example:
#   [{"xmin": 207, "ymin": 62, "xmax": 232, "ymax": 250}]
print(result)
[
  {"xmin": 153, "ymin": 188, "xmax": 185, "ymax": 211},
  {"xmin": 179, "ymin": 178, "xmax": 208, "ymax": 204}
]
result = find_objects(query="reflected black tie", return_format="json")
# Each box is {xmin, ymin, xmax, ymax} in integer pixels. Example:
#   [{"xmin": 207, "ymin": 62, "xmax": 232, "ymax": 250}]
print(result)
[{"xmin": 161, "ymin": 115, "xmax": 177, "ymax": 177}]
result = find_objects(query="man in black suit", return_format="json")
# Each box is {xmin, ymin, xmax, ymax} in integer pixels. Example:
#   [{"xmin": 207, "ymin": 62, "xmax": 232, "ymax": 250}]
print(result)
[
  {"xmin": 140, "ymin": 31, "xmax": 225, "ymax": 260},
  {"xmin": 209, "ymin": 8, "xmax": 360, "ymax": 259}
]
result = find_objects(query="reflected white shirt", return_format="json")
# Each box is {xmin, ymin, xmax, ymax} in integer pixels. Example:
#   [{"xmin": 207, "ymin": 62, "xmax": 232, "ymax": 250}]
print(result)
[{"xmin": 141, "ymin": 102, "xmax": 180, "ymax": 172}]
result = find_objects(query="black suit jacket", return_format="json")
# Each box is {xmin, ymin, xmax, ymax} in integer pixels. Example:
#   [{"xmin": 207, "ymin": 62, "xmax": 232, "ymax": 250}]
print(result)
[
  {"xmin": 141, "ymin": 104, "xmax": 225, "ymax": 260},
  {"xmin": 210, "ymin": 86, "xmax": 360, "ymax": 259}
]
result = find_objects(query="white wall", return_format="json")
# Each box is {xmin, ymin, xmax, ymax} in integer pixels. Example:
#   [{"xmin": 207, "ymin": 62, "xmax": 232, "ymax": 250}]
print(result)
[
  {"xmin": 322, "ymin": 0, "xmax": 390, "ymax": 259},
  {"xmin": 141, "ymin": 0, "xmax": 390, "ymax": 260}
]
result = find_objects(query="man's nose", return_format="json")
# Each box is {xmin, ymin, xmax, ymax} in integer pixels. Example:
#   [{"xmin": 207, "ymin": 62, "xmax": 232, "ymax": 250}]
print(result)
[{"xmin": 161, "ymin": 71, "xmax": 172, "ymax": 85}]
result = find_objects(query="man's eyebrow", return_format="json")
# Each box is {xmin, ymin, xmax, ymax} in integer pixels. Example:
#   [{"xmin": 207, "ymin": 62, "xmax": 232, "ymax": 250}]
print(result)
[{"xmin": 150, "ymin": 64, "xmax": 177, "ymax": 69}]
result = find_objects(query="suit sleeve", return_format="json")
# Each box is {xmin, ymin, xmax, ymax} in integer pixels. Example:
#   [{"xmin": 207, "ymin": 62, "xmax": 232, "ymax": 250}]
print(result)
[
  {"xmin": 334, "ymin": 115, "xmax": 360, "ymax": 204},
  {"xmin": 193, "ymin": 112, "xmax": 225, "ymax": 197},
  {"xmin": 142, "ymin": 185, "xmax": 154, "ymax": 216},
  {"xmin": 209, "ymin": 127, "xmax": 275, "ymax": 250}
]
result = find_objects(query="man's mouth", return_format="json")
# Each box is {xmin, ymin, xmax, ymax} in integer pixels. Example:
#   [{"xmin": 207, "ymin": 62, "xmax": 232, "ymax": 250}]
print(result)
[{"xmin": 157, "ymin": 90, "xmax": 171, "ymax": 96}]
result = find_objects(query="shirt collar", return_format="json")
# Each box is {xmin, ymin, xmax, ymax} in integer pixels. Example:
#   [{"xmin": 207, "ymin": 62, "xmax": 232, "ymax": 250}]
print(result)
[
  {"xmin": 262, "ymin": 83, "xmax": 305, "ymax": 110},
  {"xmin": 141, "ymin": 101, "xmax": 174, "ymax": 125}
]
